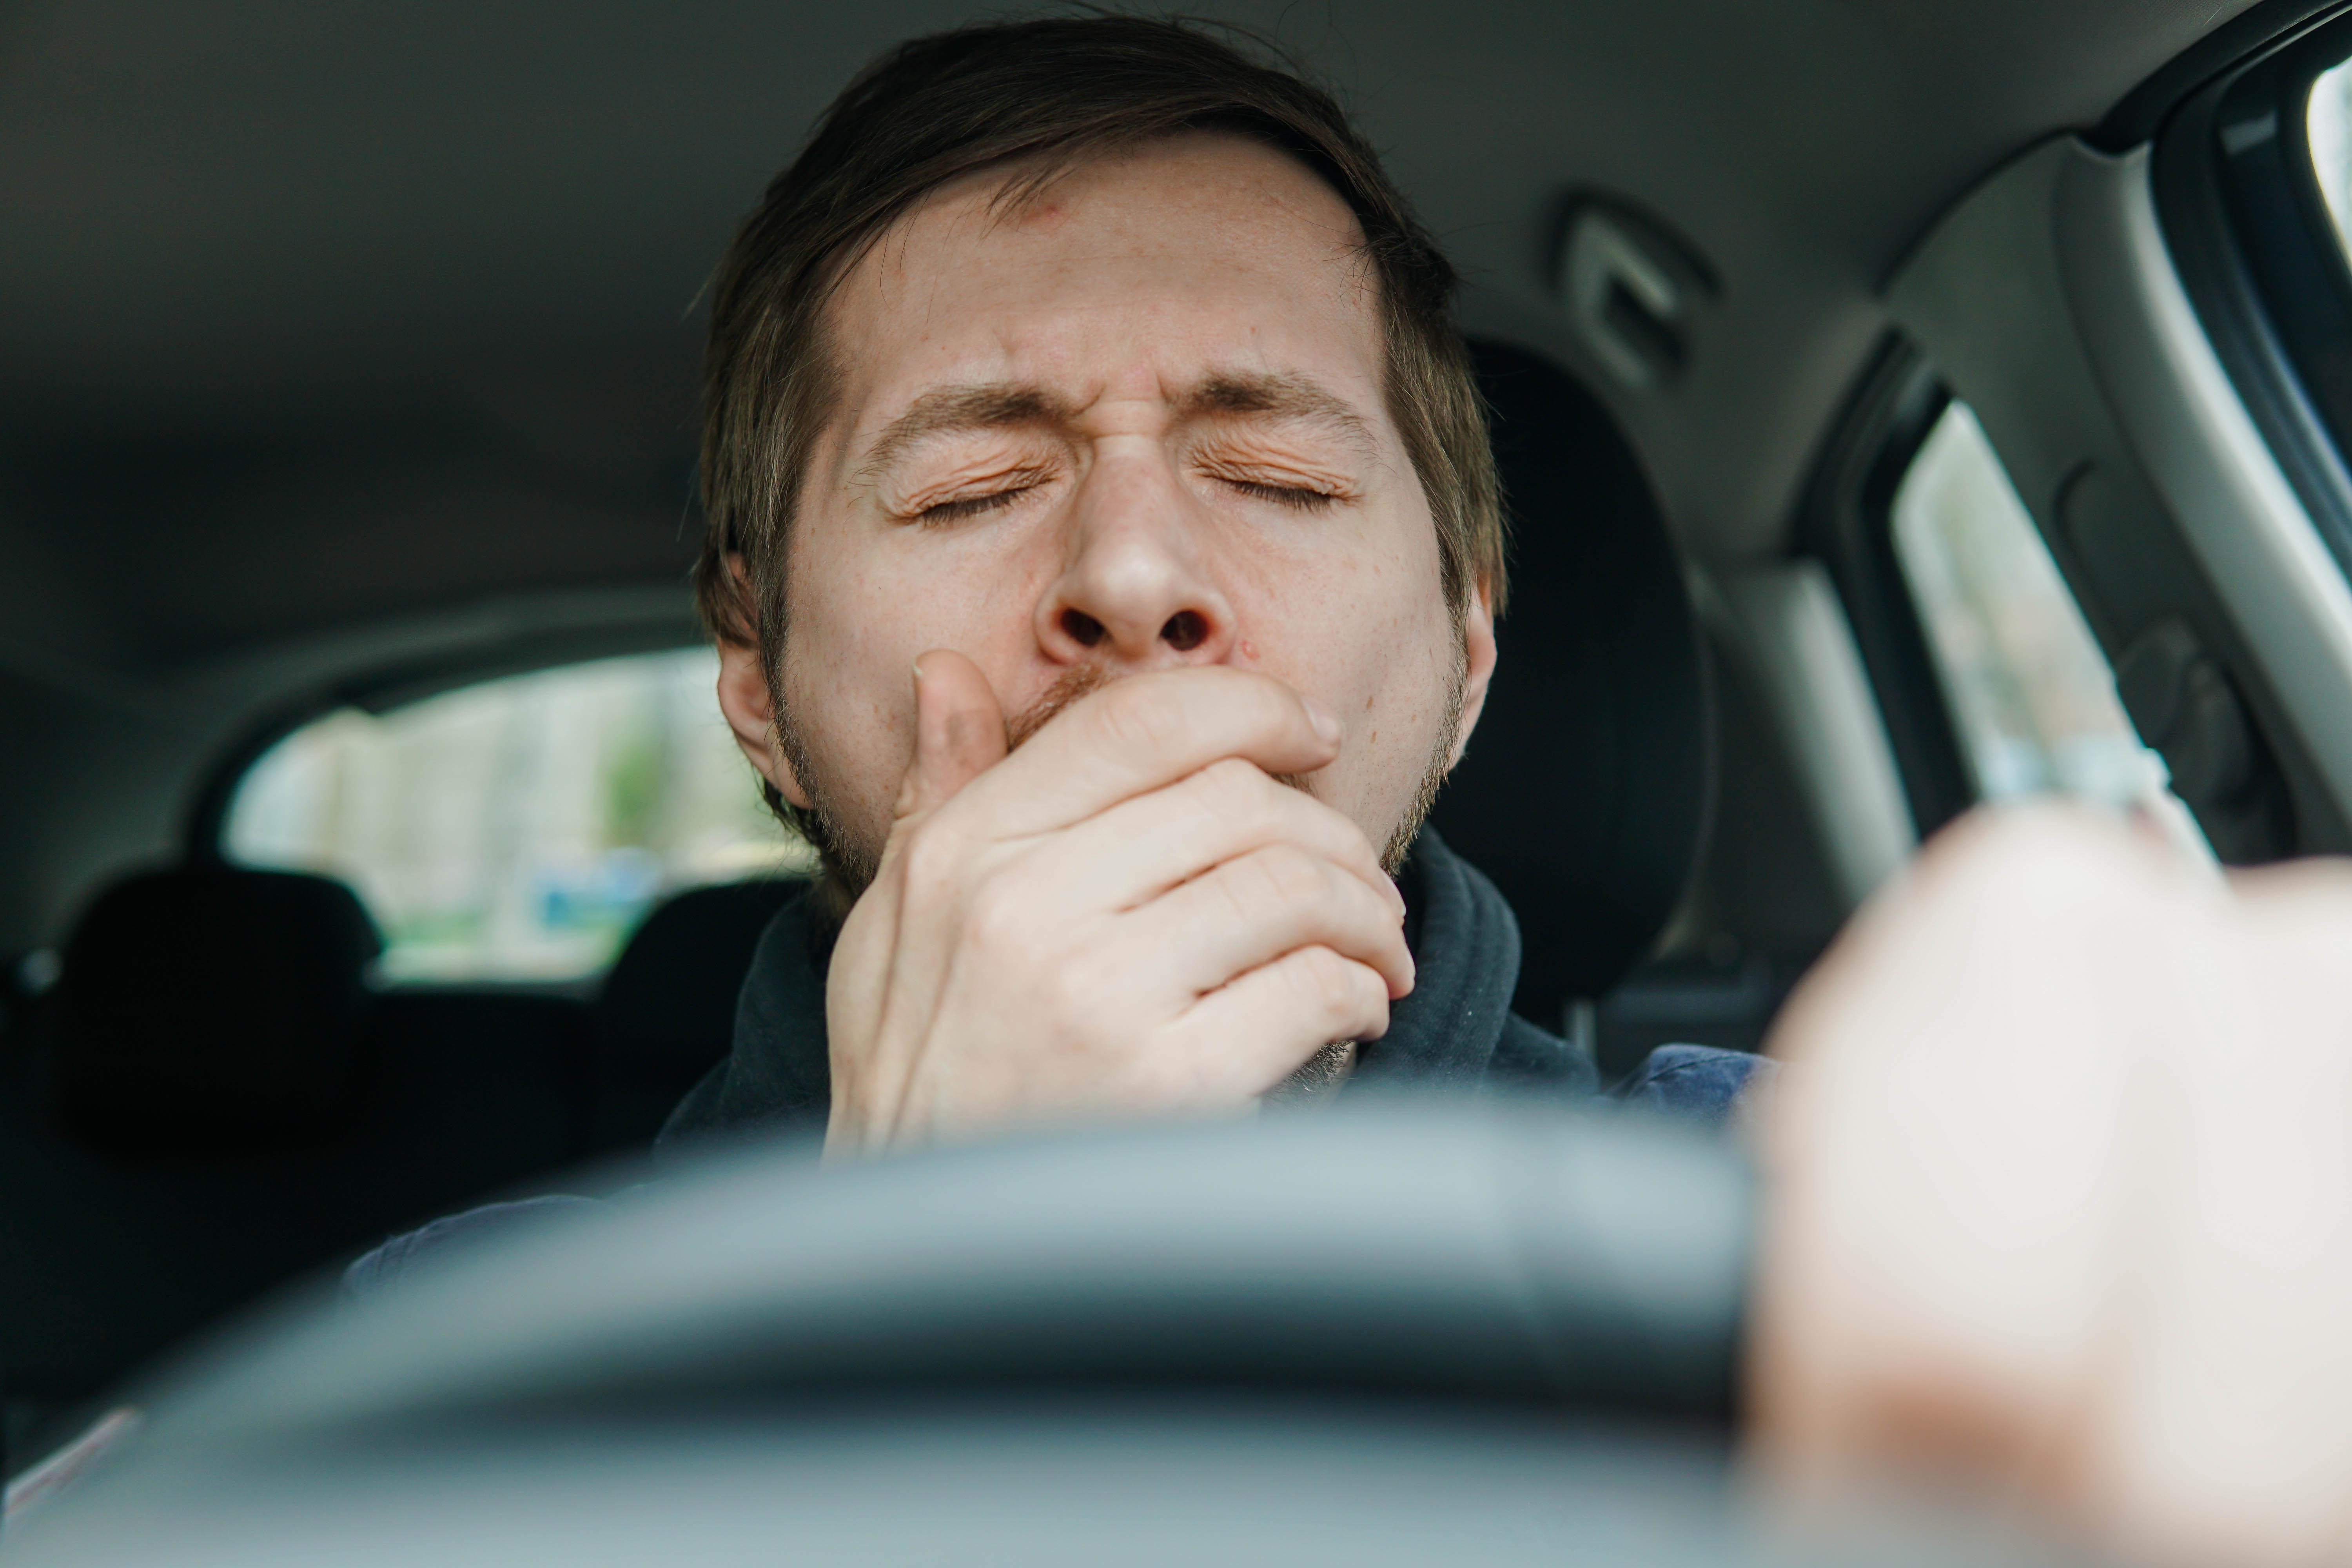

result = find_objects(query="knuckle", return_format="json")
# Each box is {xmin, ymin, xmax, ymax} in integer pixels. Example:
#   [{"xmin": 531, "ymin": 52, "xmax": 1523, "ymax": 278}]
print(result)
[
  {"xmin": 897, "ymin": 820, "xmax": 964, "ymax": 901},
  {"xmin": 959, "ymin": 869, "xmax": 1030, "ymax": 953},
  {"xmin": 1131, "ymin": 1040, "xmax": 1214, "ymax": 1104},
  {"xmin": 1223, "ymin": 849, "xmax": 1285, "ymax": 911},
  {"xmin": 1289, "ymin": 944, "xmax": 1355, "ymax": 1009},
  {"xmin": 1189, "ymin": 756, "xmax": 1267, "ymax": 820},
  {"xmin": 1036, "ymin": 954, "xmax": 1096, "ymax": 1024},
  {"xmin": 1337, "ymin": 962, "xmax": 1391, "ymax": 1034},
  {"xmin": 1250, "ymin": 842, "xmax": 1328, "ymax": 903},
  {"xmin": 1279, "ymin": 947, "xmax": 1385, "ymax": 1038},
  {"xmin": 1210, "ymin": 853, "xmax": 1270, "ymax": 923},
  {"xmin": 1346, "ymin": 869, "xmax": 1396, "ymax": 927}
]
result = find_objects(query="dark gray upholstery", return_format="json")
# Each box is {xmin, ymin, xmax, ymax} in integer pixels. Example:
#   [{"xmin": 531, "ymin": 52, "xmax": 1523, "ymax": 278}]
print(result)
[
  {"xmin": 1430, "ymin": 342, "xmax": 1713, "ymax": 1030},
  {"xmin": 1, "ymin": 865, "xmax": 592, "ymax": 1409},
  {"xmin": 58, "ymin": 866, "xmax": 382, "ymax": 1153},
  {"xmin": 585, "ymin": 877, "xmax": 801, "ymax": 1154}
]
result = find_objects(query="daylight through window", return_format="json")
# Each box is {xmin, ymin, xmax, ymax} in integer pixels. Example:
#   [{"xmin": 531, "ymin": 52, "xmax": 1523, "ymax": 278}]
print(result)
[
  {"xmin": 1892, "ymin": 403, "xmax": 2205, "ymax": 851},
  {"xmin": 2307, "ymin": 55, "xmax": 2352, "ymax": 244},
  {"xmin": 226, "ymin": 648, "xmax": 811, "ymax": 982}
]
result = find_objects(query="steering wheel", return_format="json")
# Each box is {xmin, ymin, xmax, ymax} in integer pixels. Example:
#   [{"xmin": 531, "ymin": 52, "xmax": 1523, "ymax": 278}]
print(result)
[{"xmin": 9, "ymin": 1101, "xmax": 1795, "ymax": 1567}]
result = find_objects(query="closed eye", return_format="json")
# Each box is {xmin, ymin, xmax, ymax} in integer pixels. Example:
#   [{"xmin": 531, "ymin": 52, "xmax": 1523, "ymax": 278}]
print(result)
[
  {"xmin": 912, "ymin": 480, "xmax": 1047, "ymax": 525},
  {"xmin": 1224, "ymin": 478, "xmax": 1341, "ymax": 511}
]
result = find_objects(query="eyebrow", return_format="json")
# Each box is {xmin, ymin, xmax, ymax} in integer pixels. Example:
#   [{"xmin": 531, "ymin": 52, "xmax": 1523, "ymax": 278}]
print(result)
[
  {"xmin": 855, "ymin": 370, "xmax": 1376, "ymax": 478},
  {"xmin": 856, "ymin": 385, "xmax": 1071, "ymax": 481},
  {"xmin": 1185, "ymin": 372, "xmax": 1376, "ymax": 456}
]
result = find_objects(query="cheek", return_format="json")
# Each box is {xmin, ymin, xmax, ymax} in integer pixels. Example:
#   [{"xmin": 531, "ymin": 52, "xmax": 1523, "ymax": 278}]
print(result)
[
  {"xmin": 1236, "ymin": 539, "xmax": 1457, "ymax": 824},
  {"xmin": 775, "ymin": 524, "xmax": 926, "ymax": 818},
  {"xmin": 778, "ymin": 516, "xmax": 1056, "ymax": 791},
  {"xmin": 1350, "ymin": 594, "xmax": 1460, "ymax": 785}
]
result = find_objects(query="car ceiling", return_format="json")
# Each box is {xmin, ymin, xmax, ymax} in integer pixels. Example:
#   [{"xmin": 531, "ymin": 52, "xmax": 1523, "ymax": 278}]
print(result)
[{"xmin": 0, "ymin": 0, "xmax": 2261, "ymax": 682}]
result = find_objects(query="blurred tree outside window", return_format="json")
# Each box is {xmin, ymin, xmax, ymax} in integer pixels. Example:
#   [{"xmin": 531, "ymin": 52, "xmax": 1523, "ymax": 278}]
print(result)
[
  {"xmin": 226, "ymin": 648, "xmax": 813, "ymax": 982},
  {"xmin": 1892, "ymin": 402, "xmax": 2206, "ymax": 851}
]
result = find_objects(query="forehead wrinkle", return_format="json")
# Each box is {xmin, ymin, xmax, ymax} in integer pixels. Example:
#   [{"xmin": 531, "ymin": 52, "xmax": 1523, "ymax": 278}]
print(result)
[
  {"xmin": 1183, "ymin": 370, "xmax": 1377, "ymax": 461},
  {"xmin": 855, "ymin": 383, "xmax": 1073, "ymax": 484}
]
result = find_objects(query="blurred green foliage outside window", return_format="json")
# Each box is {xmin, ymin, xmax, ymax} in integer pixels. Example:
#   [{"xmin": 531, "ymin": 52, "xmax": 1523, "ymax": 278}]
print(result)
[{"xmin": 227, "ymin": 649, "xmax": 811, "ymax": 982}]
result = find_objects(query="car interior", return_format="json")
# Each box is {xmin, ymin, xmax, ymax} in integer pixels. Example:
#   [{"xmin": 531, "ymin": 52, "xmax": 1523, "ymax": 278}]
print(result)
[{"xmin": 13, "ymin": 0, "xmax": 2352, "ymax": 1555}]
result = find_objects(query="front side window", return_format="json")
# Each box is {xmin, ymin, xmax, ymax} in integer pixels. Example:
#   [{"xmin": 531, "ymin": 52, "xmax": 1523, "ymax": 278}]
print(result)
[
  {"xmin": 2164, "ymin": 24, "xmax": 2352, "ymax": 575},
  {"xmin": 2305, "ymin": 53, "xmax": 2352, "ymax": 254},
  {"xmin": 1891, "ymin": 402, "xmax": 2206, "ymax": 849},
  {"xmin": 226, "ymin": 649, "xmax": 809, "ymax": 982}
]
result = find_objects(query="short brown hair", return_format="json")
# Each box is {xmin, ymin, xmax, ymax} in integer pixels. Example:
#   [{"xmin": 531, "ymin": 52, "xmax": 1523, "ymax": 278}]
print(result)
[{"xmin": 694, "ymin": 15, "xmax": 1503, "ymax": 833}]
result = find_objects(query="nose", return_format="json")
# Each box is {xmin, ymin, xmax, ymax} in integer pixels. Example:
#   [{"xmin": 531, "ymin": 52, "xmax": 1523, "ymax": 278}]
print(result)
[{"xmin": 1033, "ymin": 464, "xmax": 1237, "ymax": 669}]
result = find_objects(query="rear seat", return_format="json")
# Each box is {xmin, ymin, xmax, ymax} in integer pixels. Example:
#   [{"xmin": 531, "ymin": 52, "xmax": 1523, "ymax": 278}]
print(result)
[
  {"xmin": 0, "ymin": 864, "xmax": 795, "ymax": 1429},
  {"xmin": 583, "ymin": 877, "xmax": 799, "ymax": 1155},
  {"xmin": 0, "ymin": 864, "xmax": 592, "ymax": 1418},
  {"xmin": 52, "ymin": 865, "xmax": 382, "ymax": 1153}
]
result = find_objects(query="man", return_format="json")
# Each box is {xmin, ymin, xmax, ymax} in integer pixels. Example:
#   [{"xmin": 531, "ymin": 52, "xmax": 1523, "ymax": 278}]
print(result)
[
  {"xmin": 658, "ymin": 15, "xmax": 1761, "ymax": 1157},
  {"xmin": 348, "ymin": 6, "xmax": 1755, "ymax": 1286}
]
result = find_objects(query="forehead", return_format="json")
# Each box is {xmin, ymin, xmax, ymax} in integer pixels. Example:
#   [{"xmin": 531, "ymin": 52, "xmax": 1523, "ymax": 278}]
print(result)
[{"xmin": 823, "ymin": 133, "xmax": 1389, "ymax": 425}]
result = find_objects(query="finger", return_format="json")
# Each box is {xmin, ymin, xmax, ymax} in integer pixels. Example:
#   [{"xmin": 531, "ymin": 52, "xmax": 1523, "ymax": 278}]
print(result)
[
  {"xmin": 1169, "ymin": 944, "xmax": 1391, "ymax": 1100},
  {"xmin": 1038, "ymin": 756, "xmax": 1403, "ymax": 918},
  {"xmin": 896, "ymin": 649, "xmax": 1008, "ymax": 821},
  {"xmin": 1749, "ymin": 807, "xmax": 2171, "ymax": 1500},
  {"xmin": 1125, "ymin": 841, "xmax": 1415, "ymax": 1000},
  {"xmin": 2073, "ymin": 867, "xmax": 2352, "ymax": 1562},
  {"xmin": 942, "ymin": 665, "xmax": 1343, "ymax": 838}
]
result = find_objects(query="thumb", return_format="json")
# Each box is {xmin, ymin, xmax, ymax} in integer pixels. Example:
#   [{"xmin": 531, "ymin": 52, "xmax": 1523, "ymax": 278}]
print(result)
[{"xmin": 896, "ymin": 649, "xmax": 1008, "ymax": 820}]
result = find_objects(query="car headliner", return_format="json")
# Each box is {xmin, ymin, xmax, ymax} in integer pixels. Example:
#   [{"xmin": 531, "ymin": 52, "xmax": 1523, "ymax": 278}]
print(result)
[{"xmin": 0, "ymin": 0, "xmax": 2263, "ymax": 676}]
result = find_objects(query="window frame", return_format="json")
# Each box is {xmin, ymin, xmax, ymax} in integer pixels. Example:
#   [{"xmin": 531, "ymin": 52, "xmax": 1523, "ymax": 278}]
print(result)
[
  {"xmin": 1793, "ymin": 335, "xmax": 1977, "ymax": 840},
  {"xmin": 2152, "ymin": 4, "xmax": 2352, "ymax": 583}
]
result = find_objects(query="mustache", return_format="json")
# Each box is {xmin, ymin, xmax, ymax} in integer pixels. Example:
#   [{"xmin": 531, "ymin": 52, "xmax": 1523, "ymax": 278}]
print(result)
[
  {"xmin": 1002, "ymin": 664, "xmax": 1311, "ymax": 792},
  {"xmin": 1002, "ymin": 662, "xmax": 1115, "ymax": 752}
]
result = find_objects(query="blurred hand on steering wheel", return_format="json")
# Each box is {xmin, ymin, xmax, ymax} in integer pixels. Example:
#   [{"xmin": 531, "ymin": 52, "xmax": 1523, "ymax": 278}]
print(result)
[{"xmin": 1753, "ymin": 806, "xmax": 2352, "ymax": 1566}]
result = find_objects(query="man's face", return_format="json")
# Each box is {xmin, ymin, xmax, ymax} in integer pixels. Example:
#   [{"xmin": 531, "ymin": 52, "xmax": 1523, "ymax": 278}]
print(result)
[{"xmin": 738, "ymin": 132, "xmax": 1494, "ymax": 881}]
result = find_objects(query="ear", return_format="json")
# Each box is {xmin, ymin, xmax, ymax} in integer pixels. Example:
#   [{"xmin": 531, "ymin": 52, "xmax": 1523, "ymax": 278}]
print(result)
[
  {"xmin": 715, "ymin": 636, "xmax": 813, "ymax": 810},
  {"xmin": 1446, "ymin": 580, "xmax": 1499, "ymax": 771}
]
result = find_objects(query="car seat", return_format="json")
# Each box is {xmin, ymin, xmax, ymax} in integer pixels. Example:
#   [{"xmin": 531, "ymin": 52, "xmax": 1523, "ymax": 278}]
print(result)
[
  {"xmin": 53, "ymin": 865, "xmax": 381, "ymax": 1153},
  {"xmin": 0, "ymin": 863, "xmax": 592, "ymax": 1422},
  {"xmin": 1432, "ymin": 341, "xmax": 1714, "ymax": 1034},
  {"xmin": 584, "ymin": 877, "xmax": 801, "ymax": 1155}
]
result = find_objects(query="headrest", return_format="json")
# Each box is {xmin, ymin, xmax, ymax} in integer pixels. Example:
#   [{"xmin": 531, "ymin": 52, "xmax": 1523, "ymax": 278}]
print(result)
[
  {"xmin": 1430, "ymin": 341, "xmax": 1712, "ymax": 1025},
  {"xmin": 59, "ymin": 865, "xmax": 383, "ymax": 1153},
  {"xmin": 589, "ymin": 878, "xmax": 799, "ymax": 1149}
]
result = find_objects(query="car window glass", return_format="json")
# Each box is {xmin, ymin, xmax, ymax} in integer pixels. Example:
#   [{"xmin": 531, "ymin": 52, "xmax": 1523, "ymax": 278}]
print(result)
[
  {"xmin": 2307, "ymin": 55, "xmax": 2352, "ymax": 245},
  {"xmin": 225, "ymin": 648, "xmax": 809, "ymax": 982},
  {"xmin": 1891, "ymin": 402, "xmax": 2208, "ymax": 849}
]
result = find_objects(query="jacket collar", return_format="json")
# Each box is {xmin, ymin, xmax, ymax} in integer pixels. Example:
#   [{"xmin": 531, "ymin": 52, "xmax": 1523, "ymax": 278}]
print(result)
[{"xmin": 1352, "ymin": 826, "xmax": 1525, "ymax": 1091}]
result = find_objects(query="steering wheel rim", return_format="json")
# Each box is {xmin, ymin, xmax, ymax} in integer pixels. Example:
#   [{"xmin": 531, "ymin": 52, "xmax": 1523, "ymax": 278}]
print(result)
[
  {"xmin": 136, "ymin": 1100, "xmax": 1752, "ymax": 1439},
  {"xmin": 10, "ymin": 1102, "xmax": 1777, "ymax": 1568}
]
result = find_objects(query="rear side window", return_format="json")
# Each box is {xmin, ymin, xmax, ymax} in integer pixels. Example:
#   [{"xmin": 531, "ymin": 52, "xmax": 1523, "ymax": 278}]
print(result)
[
  {"xmin": 1891, "ymin": 403, "xmax": 2206, "ymax": 845},
  {"xmin": 226, "ymin": 649, "xmax": 809, "ymax": 982}
]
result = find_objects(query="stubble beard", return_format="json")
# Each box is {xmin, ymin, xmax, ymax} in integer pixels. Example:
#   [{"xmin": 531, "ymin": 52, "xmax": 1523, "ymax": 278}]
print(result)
[{"xmin": 776, "ymin": 642, "xmax": 1469, "ymax": 1100}]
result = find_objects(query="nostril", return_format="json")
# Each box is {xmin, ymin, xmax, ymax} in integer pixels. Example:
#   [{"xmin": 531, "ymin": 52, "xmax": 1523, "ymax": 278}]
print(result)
[
  {"xmin": 1061, "ymin": 608, "xmax": 1107, "ymax": 648},
  {"xmin": 1161, "ymin": 610, "xmax": 1207, "ymax": 652}
]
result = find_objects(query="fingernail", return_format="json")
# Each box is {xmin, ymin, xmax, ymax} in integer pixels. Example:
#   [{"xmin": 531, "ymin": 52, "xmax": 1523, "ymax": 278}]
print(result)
[{"xmin": 1302, "ymin": 696, "xmax": 1342, "ymax": 746}]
